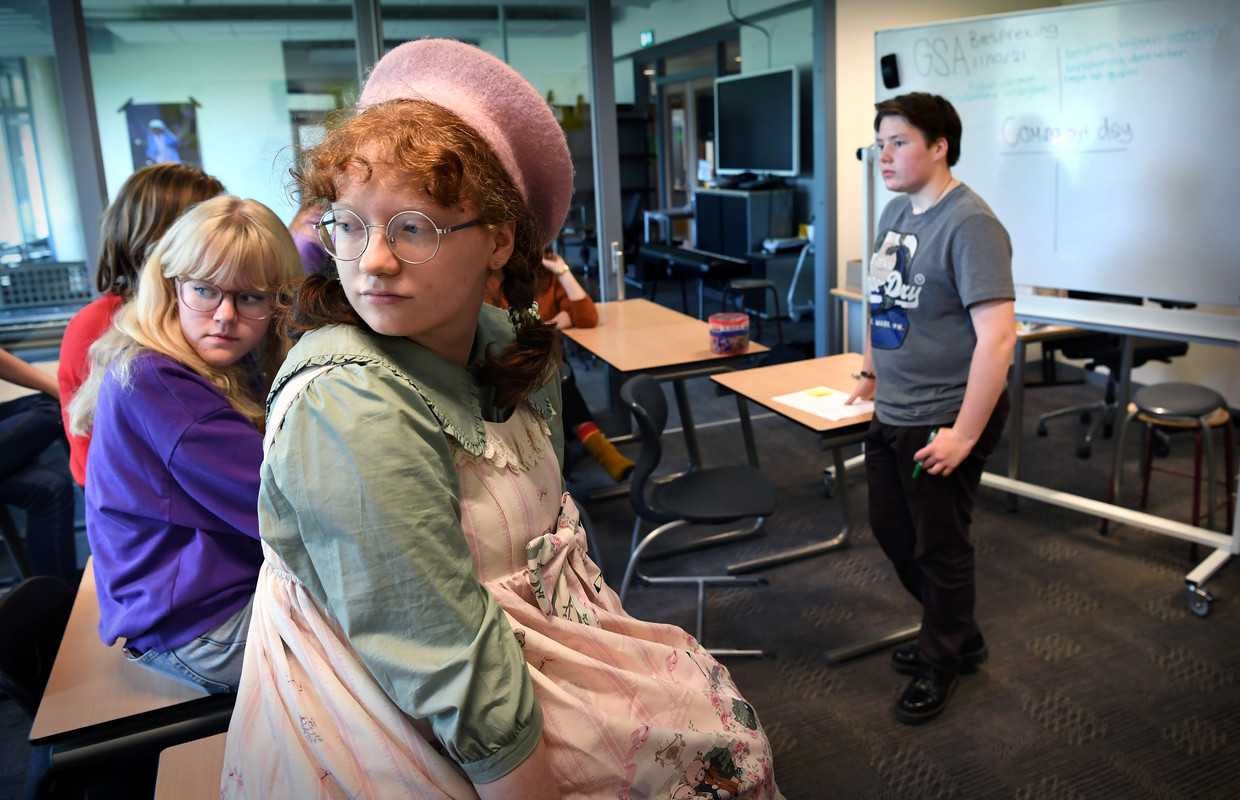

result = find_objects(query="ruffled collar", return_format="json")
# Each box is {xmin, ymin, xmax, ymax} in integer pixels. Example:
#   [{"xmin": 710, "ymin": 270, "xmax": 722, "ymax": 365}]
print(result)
[{"xmin": 267, "ymin": 304, "xmax": 556, "ymax": 458}]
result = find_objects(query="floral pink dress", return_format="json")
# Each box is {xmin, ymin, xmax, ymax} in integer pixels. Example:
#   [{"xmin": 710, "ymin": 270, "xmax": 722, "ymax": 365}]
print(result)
[{"xmin": 222, "ymin": 405, "xmax": 782, "ymax": 799}]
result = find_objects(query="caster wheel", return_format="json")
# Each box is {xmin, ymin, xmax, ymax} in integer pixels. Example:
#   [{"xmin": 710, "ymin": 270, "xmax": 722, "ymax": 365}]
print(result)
[
  {"xmin": 1080, "ymin": 411, "xmax": 1093, "ymax": 424},
  {"xmin": 1075, "ymin": 443, "xmax": 1092, "ymax": 459},
  {"xmin": 1036, "ymin": 423, "xmax": 1048, "ymax": 437},
  {"xmin": 1102, "ymin": 423, "xmax": 1113, "ymax": 438},
  {"xmin": 1186, "ymin": 586, "xmax": 1214, "ymax": 617},
  {"xmin": 1153, "ymin": 438, "xmax": 1171, "ymax": 458}
]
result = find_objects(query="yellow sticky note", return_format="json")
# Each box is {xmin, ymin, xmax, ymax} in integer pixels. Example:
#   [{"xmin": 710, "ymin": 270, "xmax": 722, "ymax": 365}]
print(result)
[{"xmin": 804, "ymin": 386, "xmax": 836, "ymax": 397}]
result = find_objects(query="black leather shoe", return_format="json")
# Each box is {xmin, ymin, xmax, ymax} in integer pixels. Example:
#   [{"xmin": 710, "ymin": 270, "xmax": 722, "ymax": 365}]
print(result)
[
  {"xmin": 891, "ymin": 636, "xmax": 988, "ymax": 676},
  {"xmin": 896, "ymin": 665, "xmax": 957, "ymax": 725}
]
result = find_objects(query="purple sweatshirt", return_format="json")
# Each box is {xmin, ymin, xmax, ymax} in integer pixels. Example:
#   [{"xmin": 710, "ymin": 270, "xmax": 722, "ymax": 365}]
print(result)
[{"xmin": 85, "ymin": 351, "xmax": 263, "ymax": 653}]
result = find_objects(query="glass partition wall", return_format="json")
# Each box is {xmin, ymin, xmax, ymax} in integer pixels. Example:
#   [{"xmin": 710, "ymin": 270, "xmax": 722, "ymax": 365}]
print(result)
[
  {"xmin": 0, "ymin": 0, "xmax": 80, "ymax": 267},
  {"xmin": 80, "ymin": 0, "xmax": 366, "ymax": 223},
  {"xmin": 0, "ymin": 0, "xmax": 592, "ymax": 275}
]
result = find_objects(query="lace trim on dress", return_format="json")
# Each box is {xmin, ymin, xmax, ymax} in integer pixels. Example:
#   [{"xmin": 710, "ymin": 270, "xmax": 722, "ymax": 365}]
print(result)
[{"xmin": 452, "ymin": 404, "xmax": 551, "ymax": 473}]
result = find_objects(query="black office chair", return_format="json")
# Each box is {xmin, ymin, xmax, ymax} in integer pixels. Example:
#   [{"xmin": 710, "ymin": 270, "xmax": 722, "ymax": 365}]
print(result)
[
  {"xmin": 618, "ymin": 374, "xmax": 775, "ymax": 657},
  {"xmin": 1036, "ymin": 333, "xmax": 1187, "ymax": 458},
  {"xmin": 0, "ymin": 575, "xmax": 74, "ymax": 716},
  {"xmin": 1035, "ymin": 294, "xmax": 1188, "ymax": 459}
]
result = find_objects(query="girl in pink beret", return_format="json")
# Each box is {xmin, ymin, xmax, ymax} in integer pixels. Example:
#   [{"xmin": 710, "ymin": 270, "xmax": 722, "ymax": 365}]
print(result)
[{"xmin": 223, "ymin": 39, "xmax": 782, "ymax": 799}]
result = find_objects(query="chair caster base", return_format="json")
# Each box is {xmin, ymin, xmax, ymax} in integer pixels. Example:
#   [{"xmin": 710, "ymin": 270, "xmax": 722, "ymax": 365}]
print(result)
[{"xmin": 1186, "ymin": 583, "xmax": 1214, "ymax": 617}]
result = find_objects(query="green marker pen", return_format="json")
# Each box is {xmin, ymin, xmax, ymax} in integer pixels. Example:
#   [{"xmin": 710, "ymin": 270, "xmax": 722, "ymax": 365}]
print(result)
[{"xmin": 911, "ymin": 427, "xmax": 940, "ymax": 479}]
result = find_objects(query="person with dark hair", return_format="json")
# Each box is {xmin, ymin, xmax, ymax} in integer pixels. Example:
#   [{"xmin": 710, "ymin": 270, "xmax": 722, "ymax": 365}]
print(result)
[
  {"xmin": 847, "ymin": 92, "xmax": 1016, "ymax": 724},
  {"xmin": 68, "ymin": 195, "xmax": 303, "ymax": 692},
  {"xmin": 486, "ymin": 251, "xmax": 634, "ymax": 482},
  {"xmin": 287, "ymin": 196, "xmax": 333, "ymax": 275},
  {"xmin": 222, "ymin": 39, "xmax": 780, "ymax": 800},
  {"xmin": 57, "ymin": 162, "xmax": 225, "ymax": 485}
]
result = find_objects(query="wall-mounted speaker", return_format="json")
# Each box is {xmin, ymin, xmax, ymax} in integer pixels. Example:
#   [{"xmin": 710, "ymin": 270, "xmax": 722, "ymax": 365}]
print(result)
[{"xmin": 880, "ymin": 54, "xmax": 900, "ymax": 89}]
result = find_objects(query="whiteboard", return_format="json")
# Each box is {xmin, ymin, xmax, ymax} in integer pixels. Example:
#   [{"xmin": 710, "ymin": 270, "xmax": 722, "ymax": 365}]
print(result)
[{"xmin": 873, "ymin": 0, "xmax": 1240, "ymax": 314}]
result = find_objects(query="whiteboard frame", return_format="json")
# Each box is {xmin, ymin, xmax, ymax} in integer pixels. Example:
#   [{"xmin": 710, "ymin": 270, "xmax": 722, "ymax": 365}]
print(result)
[{"xmin": 872, "ymin": 0, "xmax": 1240, "ymax": 333}]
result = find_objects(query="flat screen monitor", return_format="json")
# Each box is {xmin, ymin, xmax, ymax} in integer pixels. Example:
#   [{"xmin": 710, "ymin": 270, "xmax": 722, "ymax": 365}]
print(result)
[{"xmin": 714, "ymin": 66, "xmax": 800, "ymax": 178}]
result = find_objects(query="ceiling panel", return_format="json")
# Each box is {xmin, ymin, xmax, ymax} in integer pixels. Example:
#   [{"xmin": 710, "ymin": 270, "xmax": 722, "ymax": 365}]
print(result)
[{"xmin": 0, "ymin": 0, "xmax": 620, "ymax": 57}]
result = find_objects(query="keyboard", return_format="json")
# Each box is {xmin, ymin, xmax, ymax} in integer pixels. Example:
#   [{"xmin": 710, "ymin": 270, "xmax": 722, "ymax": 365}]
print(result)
[
  {"xmin": 0, "ymin": 261, "xmax": 92, "ymax": 346},
  {"xmin": 0, "ymin": 317, "xmax": 70, "ymax": 345},
  {"xmin": 0, "ymin": 261, "xmax": 91, "ymax": 311}
]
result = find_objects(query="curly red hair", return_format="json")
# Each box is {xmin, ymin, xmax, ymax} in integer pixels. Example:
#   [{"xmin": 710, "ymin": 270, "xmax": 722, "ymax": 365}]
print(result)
[{"xmin": 287, "ymin": 99, "xmax": 560, "ymax": 408}]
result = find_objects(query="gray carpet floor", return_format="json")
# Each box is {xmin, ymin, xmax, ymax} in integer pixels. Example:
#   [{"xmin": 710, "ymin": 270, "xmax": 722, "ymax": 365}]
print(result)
[
  {"xmin": 3, "ymin": 287, "xmax": 1237, "ymax": 799},
  {"xmin": 566, "ymin": 316, "xmax": 1240, "ymax": 800}
]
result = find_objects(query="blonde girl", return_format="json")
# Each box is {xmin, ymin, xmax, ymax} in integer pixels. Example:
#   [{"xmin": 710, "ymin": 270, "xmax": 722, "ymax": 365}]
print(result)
[{"xmin": 69, "ymin": 194, "xmax": 302, "ymax": 693}]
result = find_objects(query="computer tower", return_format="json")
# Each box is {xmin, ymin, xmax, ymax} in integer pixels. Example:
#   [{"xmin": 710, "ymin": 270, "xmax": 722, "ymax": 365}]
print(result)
[{"xmin": 693, "ymin": 188, "xmax": 794, "ymax": 258}]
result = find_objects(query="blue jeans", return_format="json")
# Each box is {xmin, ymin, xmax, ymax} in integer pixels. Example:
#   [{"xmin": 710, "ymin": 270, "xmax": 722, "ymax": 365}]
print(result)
[
  {"xmin": 0, "ymin": 393, "xmax": 76, "ymax": 582},
  {"xmin": 125, "ymin": 595, "xmax": 254, "ymax": 694}
]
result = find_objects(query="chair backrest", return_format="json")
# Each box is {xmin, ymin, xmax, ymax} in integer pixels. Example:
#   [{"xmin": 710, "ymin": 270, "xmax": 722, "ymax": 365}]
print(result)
[
  {"xmin": 619, "ymin": 374, "xmax": 675, "ymax": 524},
  {"xmin": 622, "ymin": 191, "xmax": 645, "ymax": 234},
  {"xmin": 0, "ymin": 575, "xmax": 75, "ymax": 717}
]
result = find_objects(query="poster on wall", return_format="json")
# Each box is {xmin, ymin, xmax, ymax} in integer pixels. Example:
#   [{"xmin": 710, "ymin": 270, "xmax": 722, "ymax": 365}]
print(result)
[{"xmin": 124, "ymin": 101, "xmax": 202, "ymax": 169}]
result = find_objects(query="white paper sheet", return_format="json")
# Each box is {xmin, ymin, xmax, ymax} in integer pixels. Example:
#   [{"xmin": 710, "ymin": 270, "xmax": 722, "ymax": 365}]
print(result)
[{"xmin": 771, "ymin": 386, "xmax": 873, "ymax": 422}]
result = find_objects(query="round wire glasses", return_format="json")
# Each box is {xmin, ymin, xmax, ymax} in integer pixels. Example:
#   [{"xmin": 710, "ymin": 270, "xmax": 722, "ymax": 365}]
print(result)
[
  {"xmin": 176, "ymin": 278, "xmax": 274, "ymax": 320},
  {"xmin": 315, "ymin": 209, "xmax": 483, "ymax": 265}
]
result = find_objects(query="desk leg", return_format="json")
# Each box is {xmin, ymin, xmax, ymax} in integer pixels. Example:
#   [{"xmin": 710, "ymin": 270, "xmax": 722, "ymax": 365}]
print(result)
[
  {"xmin": 830, "ymin": 293, "xmax": 844, "ymax": 356},
  {"xmin": 1007, "ymin": 337, "xmax": 1028, "ymax": 511},
  {"xmin": 737, "ymin": 394, "xmax": 759, "ymax": 468},
  {"xmin": 605, "ymin": 365, "xmax": 631, "ymax": 436},
  {"xmin": 1117, "ymin": 334, "xmax": 1135, "ymax": 416},
  {"xmin": 672, "ymin": 377, "xmax": 702, "ymax": 471},
  {"xmin": 728, "ymin": 443, "xmax": 855, "ymax": 574}
]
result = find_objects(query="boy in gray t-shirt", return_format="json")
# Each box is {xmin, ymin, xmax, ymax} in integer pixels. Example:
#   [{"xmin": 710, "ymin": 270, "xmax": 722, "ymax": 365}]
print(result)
[{"xmin": 846, "ymin": 93, "xmax": 1016, "ymax": 725}]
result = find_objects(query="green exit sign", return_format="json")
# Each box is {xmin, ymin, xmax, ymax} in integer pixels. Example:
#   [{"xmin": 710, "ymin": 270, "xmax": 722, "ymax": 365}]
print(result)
[{"xmin": 639, "ymin": 30, "xmax": 654, "ymax": 47}]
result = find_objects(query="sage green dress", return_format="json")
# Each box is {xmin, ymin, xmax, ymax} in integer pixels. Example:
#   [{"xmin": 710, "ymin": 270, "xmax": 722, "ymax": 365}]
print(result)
[{"xmin": 222, "ymin": 308, "xmax": 782, "ymax": 799}]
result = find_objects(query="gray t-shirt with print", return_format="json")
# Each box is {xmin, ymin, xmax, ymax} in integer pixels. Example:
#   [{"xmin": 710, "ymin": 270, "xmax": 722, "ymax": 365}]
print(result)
[{"xmin": 867, "ymin": 183, "xmax": 1013, "ymax": 426}]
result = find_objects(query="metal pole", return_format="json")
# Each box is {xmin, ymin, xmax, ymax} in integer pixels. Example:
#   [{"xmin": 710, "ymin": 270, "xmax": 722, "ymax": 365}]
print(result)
[
  {"xmin": 48, "ymin": 0, "xmax": 106, "ymax": 269},
  {"xmin": 586, "ymin": 0, "xmax": 624, "ymax": 302},
  {"xmin": 811, "ymin": 0, "xmax": 837, "ymax": 357},
  {"xmin": 353, "ymin": 0, "xmax": 383, "ymax": 84},
  {"xmin": 860, "ymin": 144, "xmax": 876, "ymax": 340}
]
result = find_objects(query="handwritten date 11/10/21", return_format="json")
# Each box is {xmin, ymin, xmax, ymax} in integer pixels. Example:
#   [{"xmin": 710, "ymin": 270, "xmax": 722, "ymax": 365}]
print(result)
[{"xmin": 913, "ymin": 35, "xmax": 1054, "ymax": 77}]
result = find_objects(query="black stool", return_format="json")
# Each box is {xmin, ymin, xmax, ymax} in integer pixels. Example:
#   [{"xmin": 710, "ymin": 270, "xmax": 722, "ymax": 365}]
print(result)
[
  {"xmin": 721, "ymin": 279, "xmax": 784, "ymax": 344},
  {"xmin": 1106, "ymin": 382, "xmax": 1235, "ymax": 536}
]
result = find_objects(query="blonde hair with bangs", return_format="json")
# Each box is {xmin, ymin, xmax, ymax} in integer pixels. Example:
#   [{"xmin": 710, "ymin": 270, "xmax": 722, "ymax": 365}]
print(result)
[{"xmin": 69, "ymin": 195, "xmax": 303, "ymax": 435}]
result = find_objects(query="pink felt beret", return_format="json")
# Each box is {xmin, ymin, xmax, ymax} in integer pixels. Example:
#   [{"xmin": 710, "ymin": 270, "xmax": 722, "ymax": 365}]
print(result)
[{"xmin": 359, "ymin": 38, "xmax": 573, "ymax": 249}]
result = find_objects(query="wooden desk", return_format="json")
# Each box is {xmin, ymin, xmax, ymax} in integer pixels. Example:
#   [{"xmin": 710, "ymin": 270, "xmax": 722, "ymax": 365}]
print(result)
[
  {"xmin": 564, "ymin": 297, "xmax": 768, "ymax": 372},
  {"xmin": 30, "ymin": 557, "xmax": 235, "ymax": 773},
  {"xmin": 712, "ymin": 352, "xmax": 866, "ymax": 435},
  {"xmin": 712, "ymin": 353, "xmax": 871, "ymax": 574},
  {"xmin": 711, "ymin": 353, "xmax": 909, "ymax": 663},
  {"xmin": 563, "ymin": 298, "xmax": 769, "ymax": 473},
  {"xmin": 155, "ymin": 733, "xmax": 226, "ymax": 800}
]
